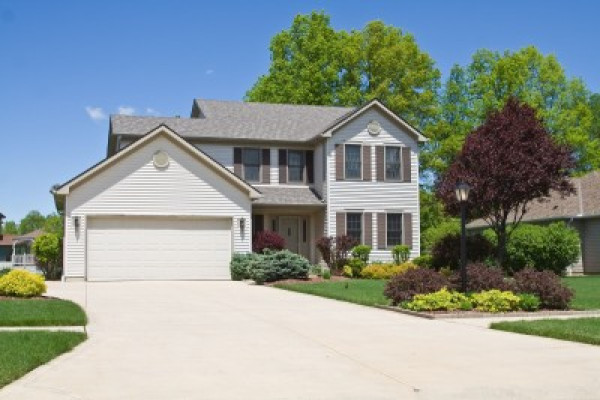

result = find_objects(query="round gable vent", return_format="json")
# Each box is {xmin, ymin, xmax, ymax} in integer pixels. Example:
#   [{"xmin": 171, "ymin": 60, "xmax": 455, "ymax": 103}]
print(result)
[
  {"xmin": 367, "ymin": 120, "xmax": 382, "ymax": 135},
  {"xmin": 153, "ymin": 150, "xmax": 170, "ymax": 169}
]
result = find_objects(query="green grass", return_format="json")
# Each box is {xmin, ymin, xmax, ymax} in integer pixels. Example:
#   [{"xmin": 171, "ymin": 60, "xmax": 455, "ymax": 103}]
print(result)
[
  {"xmin": 273, "ymin": 279, "xmax": 389, "ymax": 306},
  {"xmin": 0, "ymin": 299, "xmax": 87, "ymax": 326},
  {"xmin": 563, "ymin": 276, "xmax": 600, "ymax": 310},
  {"xmin": 491, "ymin": 317, "xmax": 600, "ymax": 346},
  {"xmin": 0, "ymin": 331, "xmax": 86, "ymax": 387}
]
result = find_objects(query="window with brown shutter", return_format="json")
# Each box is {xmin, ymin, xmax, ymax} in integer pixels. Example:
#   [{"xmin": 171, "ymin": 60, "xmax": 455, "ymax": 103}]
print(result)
[
  {"xmin": 335, "ymin": 144, "xmax": 344, "ymax": 181},
  {"xmin": 386, "ymin": 214, "xmax": 403, "ymax": 247},
  {"xmin": 403, "ymin": 212, "xmax": 413, "ymax": 248},
  {"xmin": 402, "ymin": 147, "xmax": 411, "ymax": 182},
  {"xmin": 364, "ymin": 212, "xmax": 372, "ymax": 246},
  {"xmin": 376, "ymin": 146, "xmax": 385, "ymax": 182},
  {"xmin": 261, "ymin": 149, "xmax": 270, "ymax": 184},
  {"xmin": 278, "ymin": 149, "xmax": 287, "ymax": 184},
  {"xmin": 336, "ymin": 212, "xmax": 346, "ymax": 237}
]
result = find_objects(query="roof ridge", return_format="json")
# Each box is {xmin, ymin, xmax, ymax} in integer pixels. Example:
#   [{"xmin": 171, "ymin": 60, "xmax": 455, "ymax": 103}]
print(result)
[{"xmin": 195, "ymin": 98, "xmax": 355, "ymax": 110}]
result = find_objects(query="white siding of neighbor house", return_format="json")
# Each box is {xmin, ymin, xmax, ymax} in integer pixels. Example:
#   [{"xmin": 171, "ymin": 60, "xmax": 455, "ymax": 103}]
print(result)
[
  {"xmin": 583, "ymin": 217, "xmax": 600, "ymax": 274},
  {"xmin": 64, "ymin": 135, "xmax": 252, "ymax": 279},
  {"xmin": 325, "ymin": 108, "xmax": 420, "ymax": 262}
]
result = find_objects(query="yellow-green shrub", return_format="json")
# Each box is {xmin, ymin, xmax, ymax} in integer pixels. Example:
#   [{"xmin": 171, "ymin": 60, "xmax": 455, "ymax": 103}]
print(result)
[
  {"xmin": 0, "ymin": 270, "xmax": 47, "ymax": 297},
  {"xmin": 342, "ymin": 265, "xmax": 353, "ymax": 277},
  {"xmin": 360, "ymin": 262, "xmax": 417, "ymax": 279},
  {"xmin": 404, "ymin": 288, "xmax": 472, "ymax": 311},
  {"xmin": 471, "ymin": 290, "xmax": 521, "ymax": 313}
]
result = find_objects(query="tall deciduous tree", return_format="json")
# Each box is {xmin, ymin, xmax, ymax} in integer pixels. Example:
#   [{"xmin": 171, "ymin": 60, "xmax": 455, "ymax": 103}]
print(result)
[
  {"xmin": 426, "ymin": 47, "xmax": 599, "ymax": 176},
  {"xmin": 1, "ymin": 221, "xmax": 18, "ymax": 235},
  {"xmin": 246, "ymin": 12, "xmax": 440, "ymax": 129},
  {"xmin": 19, "ymin": 210, "xmax": 46, "ymax": 234},
  {"xmin": 436, "ymin": 98, "xmax": 575, "ymax": 269}
]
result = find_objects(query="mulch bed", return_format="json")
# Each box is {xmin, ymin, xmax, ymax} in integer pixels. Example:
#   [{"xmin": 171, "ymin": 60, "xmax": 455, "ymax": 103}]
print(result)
[{"xmin": 376, "ymin": 305, "xmax": 600, "ymax": 319}]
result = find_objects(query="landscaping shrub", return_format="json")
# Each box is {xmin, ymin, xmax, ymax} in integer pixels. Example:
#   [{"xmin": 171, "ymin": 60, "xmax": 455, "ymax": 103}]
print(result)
[
  {"xmin": 230, "ymin": 253, "xmax": 260, "ymax": 280},
  {"xmin": 322, "ymin": 268, "xmax": 331, "ymax": 280},
  {"xmin": 360, "ymin": 262, "xmax": 416, "ymax": 279},
  {"xmin": 421, "ymin": 219, "xmax": 460, "ymax": 253},
  {"xmin": 449, "ymin": 263, "xmax": 512, "ymax": 292},
  {"xmin": 471, "ymin": 290, "xmax": 521, "ymax": 313},
  {"xmin": 518, "ymin": 293, "xmax": 541, "ymax": 312},
  {"xmin": 404, "ymin": 288, "xmax": 472, "ymax": 312},
  {"xmin": 431, "ymin": 233, "xmax": 495, "ymax": 271},
  {"xmin": 0, "ymin": 270, "xmax": 46, "ymax": 298},
  {"xmin": 343, "ymin": 258, "xmax": 365, "ymax": 277},
  {"xmin": 315, "ymin": 235, "xmax": 358, "ymax": 273},
  {"xmin": 250, "ymin": 250, "xmax": 310, "ymax": 284},
  {"xmin": 513, "ymin": 268, "xmax": 573, "ymax": 309},
  {"xmin": 32, "ymin": 233, "xmax": 62, "ymax": 280},
  {"xmin": 351, "ymin": 245, "xmax": 371, "ymax": 263},
  {"xmin": 497, "ymin": 222, "xmax": 579, "ymax": 274},
  {"xmin": 412, "ymin": 254, "xmax": 433, "ymax": 269},
  {"xmin": 383, "ymin": 268, "xmax": 450, "ymax": 305},
  {"xmin": 391, "ymin": 245, "xmax": 410, "ymax": 265},
  {"xmin": 252, "ymin": 230, "xmax": 285, "ymax": 253},
  {"xmin": 0, "ymin": 269, "xmax": 10, "ymax": 277}
]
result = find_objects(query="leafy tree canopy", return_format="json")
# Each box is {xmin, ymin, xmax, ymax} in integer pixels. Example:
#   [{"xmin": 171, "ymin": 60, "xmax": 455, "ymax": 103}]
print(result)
[
  {"xmin": 436, "ymin": 98, "xmax": 575, "ymax": 268},
  {"xmin": 425, "ymin": 46, "xmax": 599, "ymax": 176},
  {"xmin": 2, "ymin": 221, "xmax": 18, "ymax": 235},
  {"xmin": 246, "ymin": 11, "xmax": 441, "ymax": 129},
  {"xmin": 18, "ymin": 211, "xmax": 46, "ymax": 234}
]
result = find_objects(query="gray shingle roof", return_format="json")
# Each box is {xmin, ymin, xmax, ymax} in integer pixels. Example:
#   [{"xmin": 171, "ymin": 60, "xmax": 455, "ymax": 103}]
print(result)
[
  {"xmin": 253, "ymin": 187, "xmax": 324, "ymax": 206},
  {"xmin": 110, "ymin": 99, "xmax": 355, "ymax": 143},
  {"xmin": 469, "ymin": 171, "xmax": 600, "ymax": 228}
]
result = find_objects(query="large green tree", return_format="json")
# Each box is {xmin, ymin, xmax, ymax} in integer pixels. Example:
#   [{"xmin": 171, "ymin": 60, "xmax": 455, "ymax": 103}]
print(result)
[
  {"xmin": 425, "ymin": 46, "xmax": 599, "ymax": 176},
  {"xmin": 246, "ymin": 12, "xmax": 441, "ymax": 128},
  {"xmin": 18, "ymin": 211, "xmax": 46, "ymax": 234},
  {"xmin": 1, "ymin": 221, "xmax": 18, "ymax": 235}
]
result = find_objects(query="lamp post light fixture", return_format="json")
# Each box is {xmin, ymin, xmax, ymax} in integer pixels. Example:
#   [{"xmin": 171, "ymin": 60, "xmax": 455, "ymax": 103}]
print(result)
[{"xmin": 455, "ymin": 182, "xmax": 471, "ymax": 293}]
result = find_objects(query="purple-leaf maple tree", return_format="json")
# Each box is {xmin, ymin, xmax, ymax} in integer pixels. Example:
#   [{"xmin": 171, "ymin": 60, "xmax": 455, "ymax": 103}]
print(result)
[{"xmin": 436, "ymin": 97, "xmax": 575, "ymax": 269}]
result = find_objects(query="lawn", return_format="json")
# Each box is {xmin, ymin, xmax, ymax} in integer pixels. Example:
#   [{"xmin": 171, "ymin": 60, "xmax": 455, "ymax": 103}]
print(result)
[
  {"xmin": 563, "ymin": 276, "xmax": 600, "ymax": 310},
  {"xmin": 0, "ymin": 331, "xmax": 86, "ymax": 388},
  {"xmin": 491, "ymin": 317, "xmax": 600, "ymax": 346},
  {"xmin": 274, "ymin": 279, "xmax": 389, "ymax": 306},
  {"xmin": 0, "ymin": 299, "xmax": 87, "ymax": 326}
]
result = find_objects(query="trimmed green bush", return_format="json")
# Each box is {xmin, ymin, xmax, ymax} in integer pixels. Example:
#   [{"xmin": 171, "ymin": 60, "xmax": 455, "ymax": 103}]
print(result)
[
  {"xmin": 412, "ymin": 254, "xmax": 433, "ymax": 269},
  {"xmin": 404, "ymin": 288, "xmax": 472, "ymax": 312},
  {"xmin": 32, "ymin": 233, "xmax": 62, "ymax": 280},
  {"xmin": 351, "ymin": 245, "xmax": 371, "ymax": 263},
  {"xmin": 249, "ymin": 250, "xmax": 310, "ymax": 284},
  {"xmin": 0, "ymin": 270, "xmax": 47, "ymax": 298},
  {"xmin": 391, "ymin": 245, "xmax": 410, "ymax": 265},
  {"xmin": 518, "ymin": 293, "xmax": 541, "ymax": 311},
  {"xmin": 230, "ymin": 253, "xmax": 260, "ymax": 280}
]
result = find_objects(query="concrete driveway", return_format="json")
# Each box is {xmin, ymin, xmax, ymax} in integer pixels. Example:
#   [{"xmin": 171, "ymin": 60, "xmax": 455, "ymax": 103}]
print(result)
[{"xmin": 1, "ymin": 281, "xmax": 599, "ymax": 400}]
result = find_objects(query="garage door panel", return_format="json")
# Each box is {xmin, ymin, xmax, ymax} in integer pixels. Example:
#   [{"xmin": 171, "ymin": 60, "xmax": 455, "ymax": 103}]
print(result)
[{"xmin": 87, "ymin": 217, "xmax": 232, "ymax": 281}]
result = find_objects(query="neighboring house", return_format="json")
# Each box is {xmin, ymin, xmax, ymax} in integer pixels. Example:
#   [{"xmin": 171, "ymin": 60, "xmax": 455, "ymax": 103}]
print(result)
[
  {"xmin": 469, "ymin": 171, "xmax": 600, "ymax": 275},
  {"xmin": 0, "ymin": 234, "xmax": 15, "ymax": 265},
  {"xmin": 53, "ymin": 99, "xmax": 425, "ymax": 281},
  {"xmin": 0, "ymin": 230, "xmax": 43, "ymax": 269}
]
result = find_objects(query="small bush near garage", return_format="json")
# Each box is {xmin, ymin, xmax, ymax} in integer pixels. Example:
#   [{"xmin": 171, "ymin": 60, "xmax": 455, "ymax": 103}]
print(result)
[
  {"xmin": 0, "ymin": 270, "xmax": 47, "ymax": 298},
  {"xmin": 252, "ymin": 231, "xmax": 285, "ymax": 253},
  {"xmin": 230, "ymin": 253, "xmax": 260, "ymax": 280},
  {"xmin": 488, "ymin": 222, "xmax": 580, "ymax": 275},
  {"xmin": 384, "ymin": 268, "xmax": 450, "ymax": 305},
  {"xmin": 514, "ymin": 268, "xmax": 573, "ymax": 309},
  {"xmin": 230, "ymin": 250, "xmax": 310, "ymax": 284}
]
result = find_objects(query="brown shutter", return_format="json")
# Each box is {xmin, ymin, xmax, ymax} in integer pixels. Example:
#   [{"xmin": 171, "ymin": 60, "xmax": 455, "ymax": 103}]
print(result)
[
  {"xmin": 335, "ymin": 144, "xmax": 344, "ymax": 181},
  {"xmin": 403, "ymin": 213, "xmax": 413, "ymax": 248},
  {"xmin": 376, "ymin": 146, "xmax": 385, "ymax": 182},
  {"xmin": 377, "ymin": 213, "xmax": 387, "ymax": 249},
  {"xmin": 261, "ymin": 149, "xmax": 270, "ymax": 184},
  {"xmin": 363, "ymin": 212, "xmax": 372, "ymax": 246},
  {"xmin": 234, "ymin": 147, "xmax": 242, "ymax": 177},
  {"xmin": 306, "ymin": 150, "xmax": 314, "ymax": 184},
  {"xmin": 278, "ymin": 149, "xmax": 287, "ymax": 184},
  {"xmin": 402, "ymin": 147, "xmax": 411, "ymax": 182},
  {"xmin": 336, "ymin": 212, "xmax": 346, "ymax": 236},
  {"xmin": 362, "ymin": 146, "xmax": 371, "ymax": 181}
]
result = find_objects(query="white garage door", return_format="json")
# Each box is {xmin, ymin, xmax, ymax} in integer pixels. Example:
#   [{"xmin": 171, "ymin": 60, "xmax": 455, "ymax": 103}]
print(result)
[{"xmin": 87, "ymin": 217, "xmax": 232, "ymax": 281}]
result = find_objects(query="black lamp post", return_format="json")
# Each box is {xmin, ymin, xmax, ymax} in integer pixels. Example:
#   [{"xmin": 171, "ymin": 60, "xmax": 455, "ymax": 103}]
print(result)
[{"xmin": 455, "ymin": 182, "xmax": 470, "ymax": 293}]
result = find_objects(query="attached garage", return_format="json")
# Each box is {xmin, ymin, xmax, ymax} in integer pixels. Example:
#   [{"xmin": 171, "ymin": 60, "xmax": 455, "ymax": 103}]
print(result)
[
  {"xmin": 53, "ymin": 126, "xmax": 260, "ymax": 281},
  {"xmin": 86, "ymin": 217, "xmax": 232, "ymax": 281}
]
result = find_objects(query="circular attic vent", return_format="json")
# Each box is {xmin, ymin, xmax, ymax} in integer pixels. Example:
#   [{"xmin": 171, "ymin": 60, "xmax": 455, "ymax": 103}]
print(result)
[
  {"xmin": 153, "ymin": 150, "xmax": 170, "ymax": 169},
  {"xmin": 367, "ymin": 120, "xmax": 382, "ymax": 135}
]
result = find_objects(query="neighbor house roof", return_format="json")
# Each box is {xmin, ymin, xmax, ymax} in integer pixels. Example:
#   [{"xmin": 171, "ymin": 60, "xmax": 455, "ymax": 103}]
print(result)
[
  {"xmin": 111, "ymin": 100, "xmax": 355, "ymax": 143},
  {"xmin": 252, "ymin": 187, "xmax": 324, "ymax": 206},
  {"xmin": 469, "ymin": 171, "xmax": 600, "ymax": 228},
  {"xmin": 14, "ymin": 230, "xmax": 44, "ymax": 244},
  {"xmin": 0, "ymin": 234, "xmax": 16, "ymax": 246}
]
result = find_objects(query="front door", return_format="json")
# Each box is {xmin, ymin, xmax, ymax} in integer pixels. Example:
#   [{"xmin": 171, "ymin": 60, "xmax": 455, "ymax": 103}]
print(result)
[{"xmin": 279, "ymin": 217, "xmax": 299, "ymax": 253}]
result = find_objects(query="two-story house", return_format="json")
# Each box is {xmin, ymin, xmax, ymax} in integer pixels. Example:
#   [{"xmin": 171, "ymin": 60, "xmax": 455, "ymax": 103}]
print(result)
[{"xmin": 53, "ymin": 99, "xmax": 426, "ymax": 281}]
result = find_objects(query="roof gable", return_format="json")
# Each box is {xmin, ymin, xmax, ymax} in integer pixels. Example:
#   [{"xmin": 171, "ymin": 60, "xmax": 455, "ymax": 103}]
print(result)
[{"xmin": 55, "ymin": 125, "xmax": 261, "ymax": 200}]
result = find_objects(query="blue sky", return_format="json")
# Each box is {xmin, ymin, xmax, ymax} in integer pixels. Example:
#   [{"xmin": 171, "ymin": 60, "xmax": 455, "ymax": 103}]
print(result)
[{"xmin": 1, "ymin": 0, "xmax": 598, "ymax": 222}]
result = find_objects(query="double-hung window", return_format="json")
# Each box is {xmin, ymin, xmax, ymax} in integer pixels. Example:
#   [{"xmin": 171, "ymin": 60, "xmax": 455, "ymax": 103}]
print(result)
[
  {"xmin": 345, "ymin": 144, "xmax": 361, "ymax": 179},
  {"xmin": 346, "ymin": 213, "xmax": 362, "ymax": 242},
  {"xmin": 386, "ymin": 214, "xmax": 403, "ymax": 247},
  {"xmin": 288, "ymin": 150, "xmax": 305, "ymax": 183},
  {"xmin": 385, "ymin": 147, "xmax": 402, "ymax": 180},
  {"xmin": 242, "ymin": 148, "xmax": 261, "ymax": 182}
]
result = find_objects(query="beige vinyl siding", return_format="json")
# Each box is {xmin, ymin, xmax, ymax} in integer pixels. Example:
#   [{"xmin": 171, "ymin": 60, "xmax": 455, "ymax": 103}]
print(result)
[
  {"xmin": 64, "ymin": 136, "xmax": 251, "ymax": 279},
  {"xmin": 326, "ymin": 108, "xmax": 420, "ymax": 262},
  {"xmin": 583, "ymin": 218, "xmax": 600, "ymax": 274}
]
